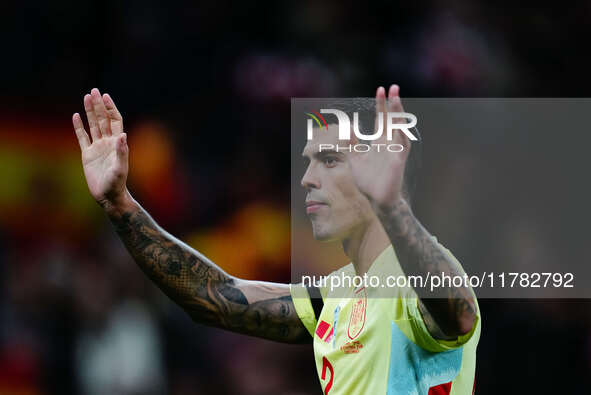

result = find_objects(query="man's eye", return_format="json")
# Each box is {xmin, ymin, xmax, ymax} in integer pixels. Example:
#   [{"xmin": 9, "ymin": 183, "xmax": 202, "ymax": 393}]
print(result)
[{"xmin": 323, "ymin": 157, "xmax": 337, "ymax": 167}]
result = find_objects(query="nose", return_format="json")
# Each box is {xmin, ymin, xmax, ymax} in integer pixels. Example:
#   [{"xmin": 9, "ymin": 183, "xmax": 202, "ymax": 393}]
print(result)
[{"xmin": 301, "ymin": 164, "xmax": 321, "ymax": 190}]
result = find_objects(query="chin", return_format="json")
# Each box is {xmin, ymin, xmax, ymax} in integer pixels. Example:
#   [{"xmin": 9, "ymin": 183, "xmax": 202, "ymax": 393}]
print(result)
[
  {"xmin": 312, "ymin": 232, "xmax": 333, "ymax": 242},
  {"xmin": 311, "ymin": 223, "xmax": 338, "ymax": 242}
]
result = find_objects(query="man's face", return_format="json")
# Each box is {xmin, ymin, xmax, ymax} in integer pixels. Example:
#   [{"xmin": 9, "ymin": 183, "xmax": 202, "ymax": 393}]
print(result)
[{"xmin": 301, "ymin": 124, "xmax": 374, "ymax": 241}]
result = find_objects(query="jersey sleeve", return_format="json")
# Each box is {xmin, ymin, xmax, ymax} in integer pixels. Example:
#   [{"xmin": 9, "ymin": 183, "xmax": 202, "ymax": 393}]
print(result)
[
  {"xmin": 404, "ymin": 294, "xmax": 481, "ymax": 352},
  {"xmin": 289, "ymin": 265, "xmax": 353, "ymax": 337},
  {"xmin": 395, "ymin": 242, "xmax": 482, "ymax": 353},
  {"xmin": 289, "ymin": 283, "xmax": 318, "ymax": 337}
]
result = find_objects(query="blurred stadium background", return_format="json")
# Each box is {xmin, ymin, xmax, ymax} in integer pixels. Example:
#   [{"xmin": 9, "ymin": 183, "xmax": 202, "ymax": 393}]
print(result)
[{"xmin": 2, "ymin": 1, "xmax": 591, "ymax": 394}]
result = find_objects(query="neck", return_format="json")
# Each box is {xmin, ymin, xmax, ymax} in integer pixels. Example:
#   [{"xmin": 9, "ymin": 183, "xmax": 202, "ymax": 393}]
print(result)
[{"xmin": 341, "ymin": 216, "xmax": 390, "ymax": 277}]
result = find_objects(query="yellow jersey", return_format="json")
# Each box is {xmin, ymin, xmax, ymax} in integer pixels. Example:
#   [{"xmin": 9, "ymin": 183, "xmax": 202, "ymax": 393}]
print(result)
[{"xmin": 290, "ymin": 244, "xmax": 481, "ymax": 394}]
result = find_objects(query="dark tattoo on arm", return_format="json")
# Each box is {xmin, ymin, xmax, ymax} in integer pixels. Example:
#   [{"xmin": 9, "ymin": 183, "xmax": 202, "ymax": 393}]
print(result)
[
  {"xmin": 377, "ymin": 199, "xmax": 477, "ymax": 339},
  {"xmin": 110, "ymin": 207, "xmax": 310, "ymax": 344}
]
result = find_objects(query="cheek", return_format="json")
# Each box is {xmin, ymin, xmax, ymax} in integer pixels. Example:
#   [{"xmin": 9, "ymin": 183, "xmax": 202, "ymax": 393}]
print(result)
[{"xmin": 327, "ymin": 170, "xmax": 366, "ymax": 213}]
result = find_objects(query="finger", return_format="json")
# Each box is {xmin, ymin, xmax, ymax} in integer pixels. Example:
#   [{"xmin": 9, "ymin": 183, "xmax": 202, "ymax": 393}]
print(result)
[
  {"xmin": 397, "ymin": 128, "xmax": 412, "ymax": 152},
  {"xmin": 103, "ymin": 93, "xmax": 124, "ymax": 135},
  {"xmin": 84, "ymin": 94, "xmax": 101, "ymax": 141},
  {"xmin": 387, "ymin": 84, "xmax": 403, "ymax": 112},
  {"xmin": 91, "ymin": 88, "xmax": 112, "ymax": 137},
  {"xmin": 72, "ymin": 113, "xmax": 91, "ymax": 149},
  {"xmin": 376, "ymin": 86, "xmax": 386, "ymax": 115},
  {"xmin": 387, "ymin": 84, "xmax": 410, "ymax": 149},
  {"xmin": 388, "ymin": 84, "xmax": 399, "ymax": 99},
  {"xmin": 374, "ymin": 86, "xmax": 387, "ymax": 141}
]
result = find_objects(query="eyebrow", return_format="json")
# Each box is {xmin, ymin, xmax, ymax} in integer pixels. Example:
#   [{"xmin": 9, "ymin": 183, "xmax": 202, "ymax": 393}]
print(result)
[{"xmin": 302, "ymin": 149, "xmax": 344, "ymax": 160}]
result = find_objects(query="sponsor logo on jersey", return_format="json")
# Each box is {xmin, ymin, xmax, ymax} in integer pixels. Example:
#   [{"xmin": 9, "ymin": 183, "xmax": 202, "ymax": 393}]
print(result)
[{"xmin": 340, "ymin": 340, "xmax": 364, "ymax": 354}]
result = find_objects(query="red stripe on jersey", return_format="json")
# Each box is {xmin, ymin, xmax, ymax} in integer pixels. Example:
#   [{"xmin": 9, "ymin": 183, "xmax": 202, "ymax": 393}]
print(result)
[
  {"xmin": 428, "ymin": 381, "xmax": 452, "ymax": 394},
  {"xmin": 316, "ymin": 321, "xmax": 330, "ymax": 339}
]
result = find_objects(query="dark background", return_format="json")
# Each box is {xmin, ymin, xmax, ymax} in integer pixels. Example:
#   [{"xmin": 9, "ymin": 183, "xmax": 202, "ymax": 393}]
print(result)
[{"xmin": 1, "ymin": 1, "xmax": 591, "ymax": 394}]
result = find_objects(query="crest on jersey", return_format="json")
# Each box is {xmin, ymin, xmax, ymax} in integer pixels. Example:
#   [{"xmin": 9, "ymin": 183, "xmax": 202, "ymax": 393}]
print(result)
[{"xmin": 347, "ymin": 287, "xmax": 367, "ymax": 340}]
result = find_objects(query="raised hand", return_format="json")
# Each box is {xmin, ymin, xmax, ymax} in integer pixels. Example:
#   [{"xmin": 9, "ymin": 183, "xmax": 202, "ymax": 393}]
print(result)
[
  {"xmin": 72, "ymin": 88, "xmax": 129, "ymax": 207},
  {"xmin": 348, "ymin": 84, "xmax": 411, "ymax": 210}
]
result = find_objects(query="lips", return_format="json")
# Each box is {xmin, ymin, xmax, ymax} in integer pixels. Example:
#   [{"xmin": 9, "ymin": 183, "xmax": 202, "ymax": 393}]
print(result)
[{"xmin": 305, "ymin": 200, "xmax": 327, "ymax": 214}]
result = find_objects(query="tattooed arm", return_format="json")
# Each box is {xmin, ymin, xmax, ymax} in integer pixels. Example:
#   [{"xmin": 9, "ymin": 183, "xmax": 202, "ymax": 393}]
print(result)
[
  {"xmin": 376, "ymin": 199, "xmax": 477, "ymax": 340},
  {"xmin": 72, "ymin": 89, "xmax": 310, "ymax": 344},
  {"xmin": 106, "ymin": 192, "xmax": 310, "ymax": 343},
  {"xmin": 107, "ymin": 195, "xmax": 308, "ymax": 343},
  {"xmin": 350, "ymin": 85, "xmax": 476, "ymax": 340}
]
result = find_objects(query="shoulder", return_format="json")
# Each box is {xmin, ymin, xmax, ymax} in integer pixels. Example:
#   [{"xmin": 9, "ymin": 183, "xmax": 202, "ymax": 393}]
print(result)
[{"xmin": 320, "ymin": 263, "xmax": 355, "ymax": 299}]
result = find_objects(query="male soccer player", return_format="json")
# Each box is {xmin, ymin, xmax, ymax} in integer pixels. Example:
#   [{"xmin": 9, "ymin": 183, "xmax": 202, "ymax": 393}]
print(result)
[{"xmin": 72, "ymin": 84, "xmax": 480, "ymax": 394}]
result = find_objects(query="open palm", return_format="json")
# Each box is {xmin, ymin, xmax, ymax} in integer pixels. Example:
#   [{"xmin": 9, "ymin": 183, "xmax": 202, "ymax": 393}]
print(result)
[
  {"xmin": 348, "ymin": 85, "xmax": 410, "ymax": 209},
  {"xmin": 72, "ymin": 88, "xmax": 129, "ymax": 205}
]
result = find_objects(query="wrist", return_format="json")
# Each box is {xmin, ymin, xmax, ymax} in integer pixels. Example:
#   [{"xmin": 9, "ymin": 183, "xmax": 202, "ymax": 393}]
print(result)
[
  {"xmin": 375, "ymin": 197, "xmax": 409, "ymax": 218},
  {"xmin": 99, "ymin": 188, "xmax": 138, "ymax": 219},
  {"xmin": 376, "ymin": 198, "xmax": 415, "ymax": 237}
]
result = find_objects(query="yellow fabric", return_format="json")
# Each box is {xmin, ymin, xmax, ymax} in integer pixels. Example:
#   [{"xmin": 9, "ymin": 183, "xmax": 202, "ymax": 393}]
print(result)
[
  {"xmin": 290, "ymin": 244, "xmax": 480, "ymax": 395},
  {"xmin": 290, "ymin": 281, "xmax": 318, "ymax": 337}
]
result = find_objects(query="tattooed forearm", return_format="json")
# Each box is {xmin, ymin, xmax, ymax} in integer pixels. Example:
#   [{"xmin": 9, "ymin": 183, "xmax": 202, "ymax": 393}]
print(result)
[
  {"xmin": 376, "ymin": 199, "xmax": 476, "ymax": 339},
  {"xmin": 107, "ymin": 199, "xmax": 310, "ymax": 344}
]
